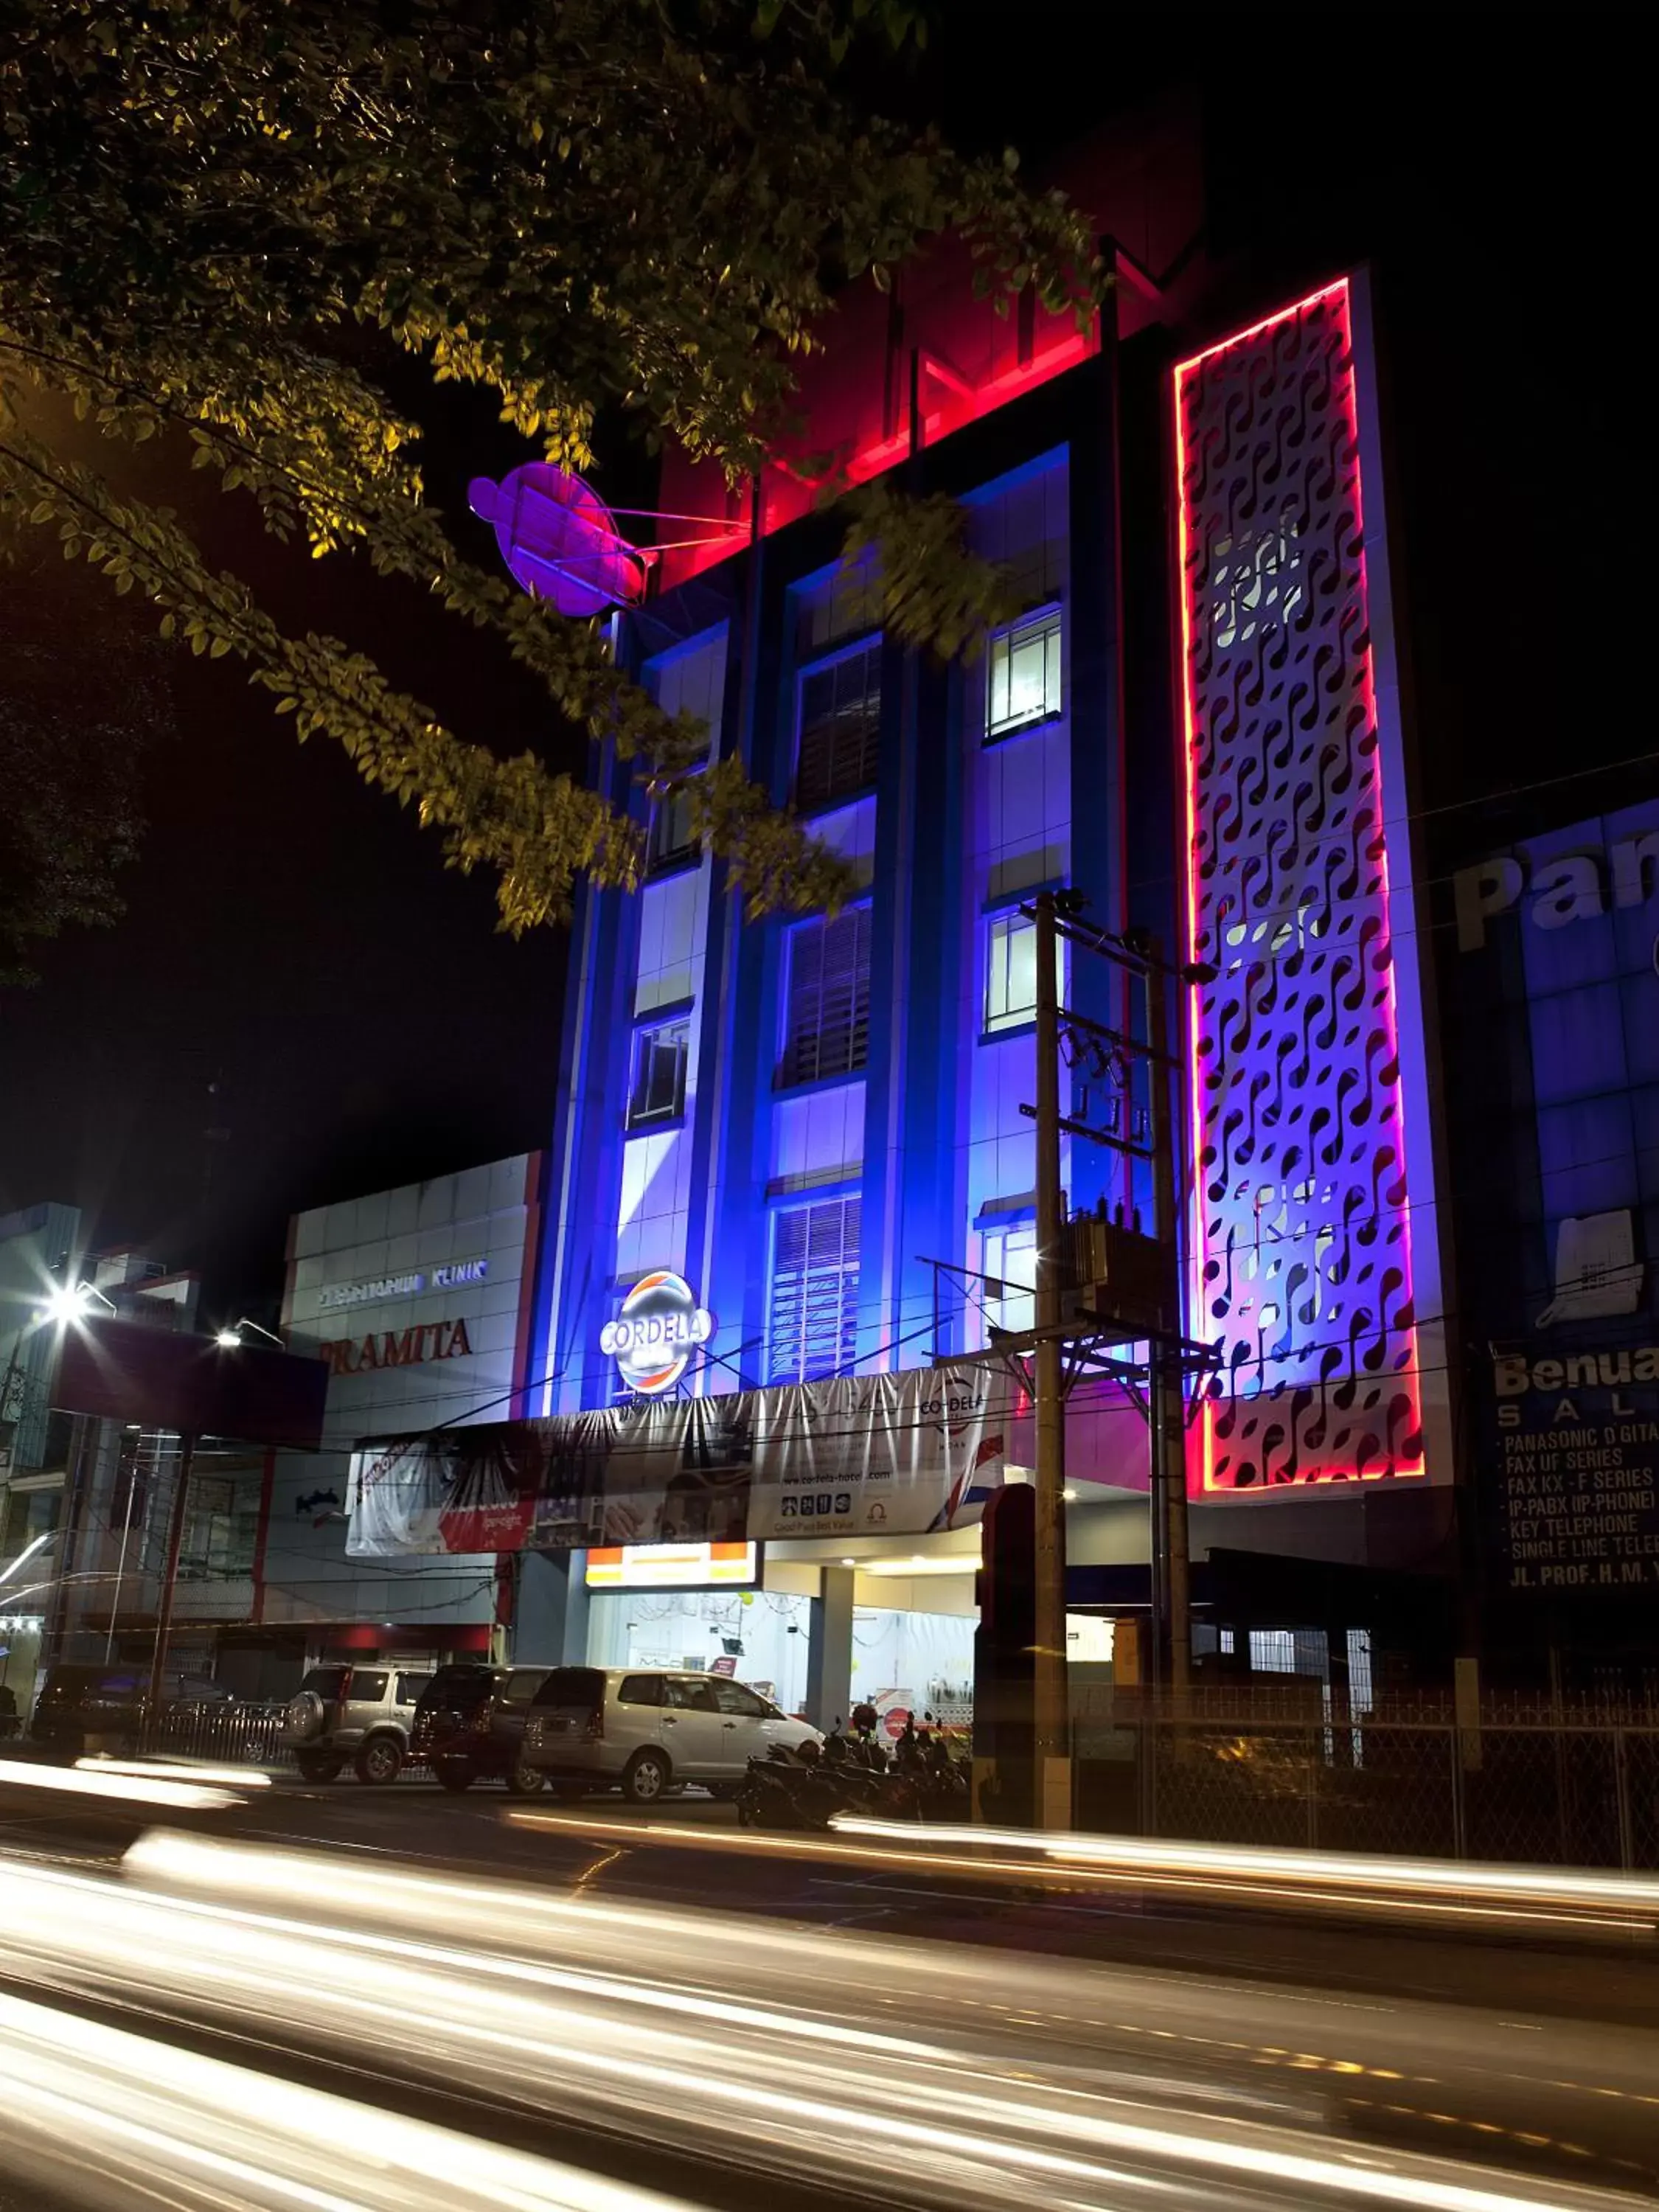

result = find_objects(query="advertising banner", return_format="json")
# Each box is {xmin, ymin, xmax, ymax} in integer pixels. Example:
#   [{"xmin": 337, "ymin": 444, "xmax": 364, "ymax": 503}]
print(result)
[
  {"xmin": 346, "ymin": 1367, "xmax": 1008, "ymax": 1559},
  {"xmin": 1450, "ymin": 795, "xmax": 1659, "ymax": 1601},
  {"xmin": 1486, "ymin": 1344, "xmax": 1659, "ymax": 1596}
]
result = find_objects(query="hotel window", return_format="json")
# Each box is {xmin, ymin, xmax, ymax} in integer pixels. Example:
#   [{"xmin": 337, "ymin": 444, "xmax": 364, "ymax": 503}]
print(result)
[
  {"xmin": 645, "ymin": 766, "xmax": 703, "ymax": 877},
  {"xmin": 986, "ymin": 605, "xmax": 1062, "ymax": 740},
  {"xmin": 781, "ymin": 905, "xmax": 872, "ymax": 1086},
  {"xmin": 768, "ymin": 1195, "xmax": 861, "ymax": 1383},
  {"xmin": 981, "ymin": 1220, "xmax": 1037, "ymax": 1338},
  {"xmin": 984, "ymin": 909, "xmax": 1062, "ymax": 1034},
  {"xmin": 627, "ymin": 1015, "xmax": 689, "ymax": 1127},
  {"xmin": 796, "ymin": 643, "xmax": 882, "ymax": 813}
]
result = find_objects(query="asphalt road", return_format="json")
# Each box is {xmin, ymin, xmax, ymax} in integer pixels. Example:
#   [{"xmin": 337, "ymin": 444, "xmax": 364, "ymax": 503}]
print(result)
[
  {"xmin": 4, "ymin": 1770, "xmax": 1659, "ymax": 2208},
  {"xmin": 11, "ymin": 1767, "xmax": 1652, "ymax": 2032}
]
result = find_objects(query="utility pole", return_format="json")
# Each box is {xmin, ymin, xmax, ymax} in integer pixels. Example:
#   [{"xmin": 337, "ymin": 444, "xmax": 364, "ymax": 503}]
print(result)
[
  {"xmin": 145, "ymin": 1430, "xmax": 197, "ymax": 1743},
  {"xmin": 1031, "ymin": 892, "xmax": 1071, "ymax": 1824},
  {"xmin": 1142, "ymin": 938, "xmax": 1191, "ymax": 1694}
]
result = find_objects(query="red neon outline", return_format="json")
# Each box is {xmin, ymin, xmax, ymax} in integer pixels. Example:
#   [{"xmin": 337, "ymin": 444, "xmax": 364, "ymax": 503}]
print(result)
[{"xmin": 1173, "ymin": 277, "xmax": 1425, "ymax": 1495}]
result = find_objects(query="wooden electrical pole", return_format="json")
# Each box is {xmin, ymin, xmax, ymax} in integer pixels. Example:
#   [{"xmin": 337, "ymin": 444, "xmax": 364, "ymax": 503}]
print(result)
[
  {"xmin": 1144, "ymin": 941, "xmax": 1191, "ymax": 1693},
  {"xmin": 1032, "ymin": 892, "xmax": 1071, "ymax": 1823}
]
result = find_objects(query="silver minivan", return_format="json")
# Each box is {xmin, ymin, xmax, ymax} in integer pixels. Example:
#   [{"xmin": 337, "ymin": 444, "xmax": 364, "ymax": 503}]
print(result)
[{"xmin": 522, "ymin": 1666, "xmax": 821, "ymax": 1806}]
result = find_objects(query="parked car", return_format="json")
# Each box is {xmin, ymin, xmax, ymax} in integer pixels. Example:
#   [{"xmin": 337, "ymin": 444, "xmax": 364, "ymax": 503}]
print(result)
[
  {"xmin": 411, "ymin": 1664, "xmax": 550, "ymax": 1794},
  {"xmin": 280, "ymin": 1663, "xmax": 433, "ymax": 1784},
  {"xmin": 29, "ymin": 1664, "xmax": 230, "ymax": 1760},
  {"xmin": 521, "ymin": 1666, "xmax": 821, "ymax": 1806}
]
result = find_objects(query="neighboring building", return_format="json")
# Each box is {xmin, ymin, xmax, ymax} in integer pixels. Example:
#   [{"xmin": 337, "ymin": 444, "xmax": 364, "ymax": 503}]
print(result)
[
  {"xmin": 4, "ymin": 1231, "xmax": 324, "ymax": 1714},
  {"xmin": 0, "ymin": 1201, "xmax": 81, "ymax": 1714},
  {"xmin": 185, "ymin": 1152, "xmax": 549, "ymax": 1695},
  {"xmin": 494, "ymin": 112, "xmax": 1455, "ymax": 1716},
  {"xmin": 1440, "ymin": 795, "xmax": 1659, "ymax": 1689}
]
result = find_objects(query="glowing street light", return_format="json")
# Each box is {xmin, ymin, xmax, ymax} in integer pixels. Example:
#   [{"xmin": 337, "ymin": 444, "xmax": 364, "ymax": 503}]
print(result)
[
  {"xmin": 38, "ymin": 1281, "xmax": 115, "ymax": 1328},
  {"xmin": 213, "ymin": 1318, "xmax": 285, "ymax": 1351}
]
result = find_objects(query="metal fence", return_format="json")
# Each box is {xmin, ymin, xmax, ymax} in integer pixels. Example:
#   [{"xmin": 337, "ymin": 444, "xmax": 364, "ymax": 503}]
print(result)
[
  {"xmin": 1074, "ymin": 1700, "xmax": 1659, "ymax": 1869},
  {"xmin": 151, "ymin": 1701, "xmax": 296, "ymax": 1770}
]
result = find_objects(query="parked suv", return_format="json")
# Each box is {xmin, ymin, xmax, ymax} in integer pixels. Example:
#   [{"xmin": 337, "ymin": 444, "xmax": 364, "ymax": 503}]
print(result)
[
  {"xmin": 411, "ymin": 1665, "xmax": 550, "ymax": 1794},
  {"xmin": 522, "ymin": 1667, "xmax": 821, "ymax": 1806},
  {"xmin": 281, "ymin": 1663, "xmax": 432, "ymax": 1784}
]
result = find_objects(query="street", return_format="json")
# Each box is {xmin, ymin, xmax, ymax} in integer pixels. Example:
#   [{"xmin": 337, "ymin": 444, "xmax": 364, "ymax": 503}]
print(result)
[{"xmin": 3, "ymin": 1767, "xmax": 1659, "ymax": 2208}]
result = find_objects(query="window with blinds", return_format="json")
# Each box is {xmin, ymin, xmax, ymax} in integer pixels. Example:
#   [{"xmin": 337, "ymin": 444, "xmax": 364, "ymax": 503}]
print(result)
[
  {"xmin": 767, "ymin": 1196, "xmax": 861, "ymax": 1383},
  {"xmin": 795, "ymin": 643, "xmax": 881, "ymax": 813},
  {"xmin": 780, "ymin": 907, "xmax": 872, "ymax": 1087}
]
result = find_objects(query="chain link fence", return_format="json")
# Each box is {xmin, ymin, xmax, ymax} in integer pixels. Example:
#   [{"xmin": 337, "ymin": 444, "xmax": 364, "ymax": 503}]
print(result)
[{"xmin": 1074, "ymin": 1689, "xmax": 1659, "ymax": 1869}]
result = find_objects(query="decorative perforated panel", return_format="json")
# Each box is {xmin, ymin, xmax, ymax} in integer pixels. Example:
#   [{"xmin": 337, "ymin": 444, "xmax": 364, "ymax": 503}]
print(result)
[{"xmin": 1175, "ymin": 279, "xmax": 1424, "ymax": 1489}]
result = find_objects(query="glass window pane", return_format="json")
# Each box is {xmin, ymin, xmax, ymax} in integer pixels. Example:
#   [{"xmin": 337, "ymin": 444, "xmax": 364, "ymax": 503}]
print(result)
[
  {"xmin": 629, "ymin": 1018, "xmax": 689, "ymax": 1126},
  {"xmin": 796, "ymin": 643, "xmax": 881, "ymax": 811},
  {"xmin": 985, "ymin": 607, "xmax": 1061, "ymax": 740},
  {"xmin": 984, "ymin": 1222, "xmax": 1037, "ymax": 1337},
  {"xmin": 984, "ymin": 911, "xmax": 1062, "ymax": 1034}
]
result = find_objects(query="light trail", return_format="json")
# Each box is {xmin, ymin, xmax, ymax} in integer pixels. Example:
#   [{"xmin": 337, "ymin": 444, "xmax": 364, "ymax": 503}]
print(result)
[
  {"xmin": 0, "ymin": 1756, "xmax": 242, "ymax": 1812},
  {"xmin": 76, "ymin": 1755, "xmax": 274, "ymax": 1790},
  {"xmin": 0, "ymin": 1838, "xmax": 1650, "ymax": 2212},
  {"xmin": 0, "ymin": 1987, "xmax": 703, "ymax": 2212},
  {"xmin": 499, "ymin": 1807, "xmax": 1659, "ymax": 1937}
]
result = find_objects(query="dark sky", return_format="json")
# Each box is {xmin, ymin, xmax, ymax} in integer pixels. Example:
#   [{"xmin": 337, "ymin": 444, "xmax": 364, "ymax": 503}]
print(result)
[{"xmin": 0, "ymin": 12, "xmax": 1644, "ymax": 1327}]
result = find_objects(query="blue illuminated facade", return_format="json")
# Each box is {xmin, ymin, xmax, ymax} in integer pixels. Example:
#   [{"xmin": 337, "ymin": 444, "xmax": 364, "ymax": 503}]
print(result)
[
  {"xmin": 537, "ymin": 426, "xmax": 1124, "ymax": 1433},
  {"xmin": 524, "ymin": 254, "xmax": 1459, "ymax": 1650}
]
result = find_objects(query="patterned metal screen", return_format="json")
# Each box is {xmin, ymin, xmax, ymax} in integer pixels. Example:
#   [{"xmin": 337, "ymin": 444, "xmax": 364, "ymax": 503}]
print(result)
[{"xmin": 1175, "ymin": 278, "xmax": 1424, "ymax": 1489}]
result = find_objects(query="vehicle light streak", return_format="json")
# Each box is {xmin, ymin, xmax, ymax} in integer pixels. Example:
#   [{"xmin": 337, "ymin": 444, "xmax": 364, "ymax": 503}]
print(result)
[
  {"xmin": 0, "ymin": 1988, "xmax": 703, "ymax": 2212},
  {"xmin": 0, "ymin": 1843, "xmax": 1648, "ymax": 2212},
  {"xmin": 77, "ymin": 1756, "xmax": 274, "ymax": 1789},
  {"xmin": 829, "ymin": 1820, "xmax": 1659, "ymax": 1932},
  {"xmin": 0, "ymin": 1756, "xmax": 241, "ymax": 1812},
  {"xmin": 503, "ymin": 1809, "xmax": 1658, "ymax": 1936}
]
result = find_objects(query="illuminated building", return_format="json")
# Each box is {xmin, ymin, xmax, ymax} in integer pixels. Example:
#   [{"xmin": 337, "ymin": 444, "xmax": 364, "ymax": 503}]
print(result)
[{"xmin": 513, "ymin": 108, "xmax": 1455, "ymax": 1713}]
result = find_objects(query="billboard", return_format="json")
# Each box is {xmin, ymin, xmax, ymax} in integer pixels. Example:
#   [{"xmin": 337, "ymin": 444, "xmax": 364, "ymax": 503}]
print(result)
[
  {"xmin": 345, "ymin": 1367, "xmax": 1008, "ymax": 1559},
  {"xmin": 1450, "ymin": 797, "xmax": 1659, "ymax": 1597}
]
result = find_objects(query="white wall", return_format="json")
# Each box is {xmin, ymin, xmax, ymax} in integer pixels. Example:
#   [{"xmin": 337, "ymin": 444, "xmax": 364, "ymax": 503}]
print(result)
[{"xmin": 264, "ymin": 1152, "xmax": 540, "ymax": 1631}]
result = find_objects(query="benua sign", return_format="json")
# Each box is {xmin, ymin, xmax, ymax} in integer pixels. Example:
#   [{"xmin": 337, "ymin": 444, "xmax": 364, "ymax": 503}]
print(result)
[
  {"xmin": 1489, "ymin": 1343, "xmax": 1659, "ymax": 1593},
  {"xmin": 317, "ymin": 1259, "xmax": 488, "ymax": 1311},
  {"xmin": 599, "ymin": 1272, "xmax": 714, "ymax": 1396},
  {"xmin": 1454, "ymin": 827, "xmax": 1659, "ymax": 953},
  {"xmin": 320, "ymin": 1317, "xmax": 473, "ymax": 1377}
]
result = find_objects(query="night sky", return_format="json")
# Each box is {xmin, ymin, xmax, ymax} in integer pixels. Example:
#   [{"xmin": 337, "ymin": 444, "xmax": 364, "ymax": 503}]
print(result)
[{"xmin": 0, "ymin": 16, "xmax": 1644, "ymax": 1327}]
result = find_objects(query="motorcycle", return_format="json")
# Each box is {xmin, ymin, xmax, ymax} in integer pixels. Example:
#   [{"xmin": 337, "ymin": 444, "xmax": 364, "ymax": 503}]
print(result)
[{"xmin": 734, "ymin": 1742, "xmax": 843, "ymax": 1830}]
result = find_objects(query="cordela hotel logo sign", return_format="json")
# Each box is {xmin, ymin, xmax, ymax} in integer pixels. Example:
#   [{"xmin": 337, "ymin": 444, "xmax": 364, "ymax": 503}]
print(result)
[{"xmin": 600, "ymin": 1272, "xmax": 714, "ymax": 1396}]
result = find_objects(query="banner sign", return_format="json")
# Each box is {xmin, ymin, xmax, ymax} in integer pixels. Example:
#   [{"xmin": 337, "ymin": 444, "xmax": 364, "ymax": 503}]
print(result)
[
  {"xmin": 346, "ymin": 1368, "xmax": 1007, "ymax": 1559},
  {"xmin": 1487, "ymin": 1342, "xmax": 1659, "ymax": 1595},
  {"xmin": 1451, "ymin": 794, "xmax": 1659, "ymax": 1601}
]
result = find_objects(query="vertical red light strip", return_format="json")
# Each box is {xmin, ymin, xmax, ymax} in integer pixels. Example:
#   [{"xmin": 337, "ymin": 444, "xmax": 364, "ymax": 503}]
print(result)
[{"xmin": 1174, "ymin": 278, "xmax": 1425, "ymax": 1492}]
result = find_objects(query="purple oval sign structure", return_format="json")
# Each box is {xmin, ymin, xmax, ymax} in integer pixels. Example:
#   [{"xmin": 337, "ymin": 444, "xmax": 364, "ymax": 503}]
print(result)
[{"xmin": 467, "ymin": 464, "xmax": 648, "ymax": 619}]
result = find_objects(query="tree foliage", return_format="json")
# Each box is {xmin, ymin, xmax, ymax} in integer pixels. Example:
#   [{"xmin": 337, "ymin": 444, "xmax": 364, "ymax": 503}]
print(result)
[
  {"xmin": 0, "ymin": 532, "xmax": 161, "ymax": 987},
  {"xmin": 0, "ymin": 1, "xmax": 1097, "ymax": 928}
]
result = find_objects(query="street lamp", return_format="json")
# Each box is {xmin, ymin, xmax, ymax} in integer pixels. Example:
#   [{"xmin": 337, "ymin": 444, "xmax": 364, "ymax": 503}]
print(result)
[
  {"xmin": 39, "ymin": 1281, "xmax": 114, "ymax": 1328},
  {"xmin": 215, "ymin": 1318, "xmax": 285, "ymax": 1350}
]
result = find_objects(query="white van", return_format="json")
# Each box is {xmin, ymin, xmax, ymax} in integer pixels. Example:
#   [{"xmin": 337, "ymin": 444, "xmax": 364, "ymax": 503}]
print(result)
[{"xmin": 522, "ymin": 1666, "xmax": 821, "ymax": 1806}]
